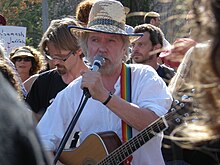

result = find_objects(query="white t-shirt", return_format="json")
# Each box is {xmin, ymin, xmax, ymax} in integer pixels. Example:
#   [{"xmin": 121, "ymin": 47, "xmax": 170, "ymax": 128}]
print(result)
[{"xmin": 37, "ymin": 64, "xmax": 172, "ymax": 165}]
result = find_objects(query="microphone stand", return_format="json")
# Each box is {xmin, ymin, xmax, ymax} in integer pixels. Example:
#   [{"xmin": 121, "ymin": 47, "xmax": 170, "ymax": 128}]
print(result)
[
  {"xmin": 53, "ymin": 91, "xmax": 91, "ymax": 165},
  {"xmin": 53, "ymin": 55, "xmax": 104, "ymax": 164}
]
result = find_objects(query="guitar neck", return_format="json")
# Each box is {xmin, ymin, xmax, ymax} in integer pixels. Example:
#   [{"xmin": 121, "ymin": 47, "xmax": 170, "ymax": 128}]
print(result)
[{"xmin": 98, "ymin": 115, "xmax": 170, "ymax": 165}]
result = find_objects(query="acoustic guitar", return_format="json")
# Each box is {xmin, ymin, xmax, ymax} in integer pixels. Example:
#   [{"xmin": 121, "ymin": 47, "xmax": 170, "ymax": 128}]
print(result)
[{"xmin": 59, "ymin": 98, "xmax": 192, "ymax": 165}]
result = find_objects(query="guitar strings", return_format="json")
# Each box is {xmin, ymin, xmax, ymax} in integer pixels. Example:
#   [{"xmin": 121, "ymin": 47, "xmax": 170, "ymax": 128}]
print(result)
[{"xmin": 98, "ymin": 111, "xmax": 178, "ymax": 164}]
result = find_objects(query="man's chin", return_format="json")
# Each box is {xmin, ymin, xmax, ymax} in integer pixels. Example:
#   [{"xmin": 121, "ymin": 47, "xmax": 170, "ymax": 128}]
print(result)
[
  {"xmin": 132, "ymin": 57, "xmax": 142, "ymax": 63},
  {"xmin": 57, "ymin": 69, "xmax": 66, "ymax": 75}
]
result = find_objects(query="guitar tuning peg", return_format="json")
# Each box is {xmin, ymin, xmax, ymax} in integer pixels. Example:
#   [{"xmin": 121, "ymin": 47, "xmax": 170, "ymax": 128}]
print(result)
[
  {"xmin": 179, "ymin": 103, "xmax": 185, "ymax": 108},
  {"xmin": 174, "ymin": 99, "xmax": 180, "ymax": 105},
  {"xmin": 175, "ymin": 118, "xmax": 181, "ymax": 123},
  {"xmin": 170, "ymin": 108, "xmax": 176, "ymax": 112},
  {"xmin": 184, "ymin": 113, "xmax": 189, "ymax": 117}
]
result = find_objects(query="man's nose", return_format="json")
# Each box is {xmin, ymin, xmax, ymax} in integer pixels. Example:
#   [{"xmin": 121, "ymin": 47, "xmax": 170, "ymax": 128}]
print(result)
[
  {"xmin": 97, "ymin": 44, "xmax": 108, "ymax": 54},
  {"xmin": 52, "ymin": 59, "xmax": 61, "ymax": 66}
]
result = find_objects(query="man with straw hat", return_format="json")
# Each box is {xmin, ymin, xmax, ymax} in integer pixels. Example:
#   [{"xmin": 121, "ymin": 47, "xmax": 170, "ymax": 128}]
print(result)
[{"xmin": 37, "ymin": 0, "xmax": 172, "ymax": 164}]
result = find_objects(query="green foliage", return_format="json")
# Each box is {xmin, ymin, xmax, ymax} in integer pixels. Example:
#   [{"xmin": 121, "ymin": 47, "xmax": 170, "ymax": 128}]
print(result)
[
  {"xmin": 0, "ymin": 0, "xmax": 188, "ymax": 48},
  {"xmin": 1, "ymin": 0, "xmax": 43, "ymax": 48}
]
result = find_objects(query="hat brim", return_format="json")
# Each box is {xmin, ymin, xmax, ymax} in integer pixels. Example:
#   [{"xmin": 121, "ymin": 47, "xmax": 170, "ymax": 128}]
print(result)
[
  {"xmin": 12, "ymin": 52, "xmax": 34, "ymax": 59},
  {"xmin": 68, "ymin": 25, "xmax": 143, "ymax": 40}
]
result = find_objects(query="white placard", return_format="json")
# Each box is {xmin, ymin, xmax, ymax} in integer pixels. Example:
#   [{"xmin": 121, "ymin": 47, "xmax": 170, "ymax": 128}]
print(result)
[{"xmin": 0, "ymin": 26, "xmax": 26, "ymax": 57}]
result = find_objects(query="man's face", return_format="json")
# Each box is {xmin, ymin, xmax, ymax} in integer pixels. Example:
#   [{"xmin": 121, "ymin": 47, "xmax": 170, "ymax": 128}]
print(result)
[
  {"xmin": 87, "ymin": 32, "xmax": 126, "ymax": 75},
  {"xmin": 131, "ymin": 32, "xmax": 156, "ymax": 64},
  {"xmin": 45, "ymin": 42, "xmax": 75, "ymax": 75}
]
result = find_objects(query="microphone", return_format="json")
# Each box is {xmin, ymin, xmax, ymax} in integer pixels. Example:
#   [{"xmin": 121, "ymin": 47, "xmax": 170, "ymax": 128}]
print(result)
[
  {"xmin": 83, "ymin": 55, "xmax": 105, "ymax": 98},
  {"xmin": 90, "ymin": 55, "xmax": 105, "ymax": 71}
]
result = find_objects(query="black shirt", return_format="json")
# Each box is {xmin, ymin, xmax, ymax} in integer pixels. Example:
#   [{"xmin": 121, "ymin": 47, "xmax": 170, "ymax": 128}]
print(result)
[
  {"xmin": 156, "ymin": 64, "xmax": 176, "ymax": 86},
  {"xmin": 26, "ymin": 69, "xmax": 67, "ymax": 114}
]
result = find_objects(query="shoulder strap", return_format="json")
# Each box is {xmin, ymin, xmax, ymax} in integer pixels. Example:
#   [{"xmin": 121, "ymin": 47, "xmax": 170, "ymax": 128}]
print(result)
[{"xmin": 120, "ymin": 63, "xmax": 132, "ymax": 142}]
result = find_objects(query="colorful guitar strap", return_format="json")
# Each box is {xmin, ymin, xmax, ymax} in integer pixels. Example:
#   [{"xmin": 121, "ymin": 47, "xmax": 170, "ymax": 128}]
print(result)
[{"xmin": 120, "ymin": 63, "xmax": 133, "ymax": 165}]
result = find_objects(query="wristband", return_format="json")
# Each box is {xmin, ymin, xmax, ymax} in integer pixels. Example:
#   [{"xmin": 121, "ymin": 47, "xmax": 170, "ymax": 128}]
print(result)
[{"xmin": 102, "ymin": 92, "xmax": 113, "ymax": 105}]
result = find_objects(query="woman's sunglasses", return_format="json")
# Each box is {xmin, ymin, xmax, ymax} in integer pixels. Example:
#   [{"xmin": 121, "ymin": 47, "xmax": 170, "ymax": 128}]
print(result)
[{"xmin": 14, "ymin": 57, "xmax": 33, "ymax": 62}]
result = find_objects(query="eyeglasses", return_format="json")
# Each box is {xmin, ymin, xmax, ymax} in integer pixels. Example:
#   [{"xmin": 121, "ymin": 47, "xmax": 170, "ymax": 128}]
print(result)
[
  {"xmin": 14, "ymin": 57, "xmax": 33, "ymax": 62},
  {"xmin": 45, "ymin": 50, "xmax": 74, "ymax": 62}
]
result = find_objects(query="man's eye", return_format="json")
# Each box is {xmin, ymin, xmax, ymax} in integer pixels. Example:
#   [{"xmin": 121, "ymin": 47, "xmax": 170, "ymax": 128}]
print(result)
[
  {"xmin": 91, "ymin": 38, "xmax": 98, "ymax": 42},
  {"xmin": 109, "ymin": 39, "xmax": 115, "ymax": 42}
]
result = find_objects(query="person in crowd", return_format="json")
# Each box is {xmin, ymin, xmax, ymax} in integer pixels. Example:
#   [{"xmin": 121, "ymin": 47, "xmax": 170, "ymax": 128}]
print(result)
[
  {"xmin": 0, "ymin": 14, "xmax": 6, "ymax": 25},
  {"xmin": 0, "ymin": 72, "xmax": 51, "ymax": 165},
  {"xmin": 37, "ymin": 1, "xmax": 172, "ymax": 164},
  {"xmin": 144, "ymin": 11, "xmax": 161, "ymax": 27},
  {"xmin": 167, "ymin": 0, "xmax": 220, "ymax": 164},
  {"xmin": 144, "ymin": 11, "xmax": 171, "ymax": 49},
  {"xmin": 75, "ymin": 0, "xmax": 97, "ymax": 26},
  {"xmin": 76, "ymin": 0, "xmax": 133, "ymax": 63},
  {"xmin": 0, "ymin": 43, "xmax": 28, "ymax": 97},
  {"xmin": 9, "ymin": 46, "xmax": 46, "ymax": 82},
  {"xmin": 25, "ymin": 18, "xmax": 88, "ymax": 122},
  {"xmin": 131, "ymin": 23, "xmax": 175, "ymax": 85},
  {"xmin": 160, "ymin": 38, "xmax": 197, "ymax": 70}
]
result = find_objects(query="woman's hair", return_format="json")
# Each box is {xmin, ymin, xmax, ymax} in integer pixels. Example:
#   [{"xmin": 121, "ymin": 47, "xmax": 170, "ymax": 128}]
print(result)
[
  {"xmin": 169, "ymin": 0, "xmax": 220, "ymax": 147},
  {"xmin": 9, "ymin": 46, "xmax": 46, "ymax": 76},
  {"xmin": 0, "ymin": 58, "xmax": 23, "ymax": 99}
]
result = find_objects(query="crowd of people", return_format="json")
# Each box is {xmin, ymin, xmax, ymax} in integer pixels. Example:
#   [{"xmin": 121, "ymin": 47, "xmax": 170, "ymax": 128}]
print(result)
[{"xmin": 0, "ymin": 0, "xmax": 220, "ymax": 164}]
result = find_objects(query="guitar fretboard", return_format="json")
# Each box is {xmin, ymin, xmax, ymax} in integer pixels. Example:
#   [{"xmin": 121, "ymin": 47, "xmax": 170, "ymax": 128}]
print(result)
[{"xmin": 97, "ymin": 115, "xmax": 170, "ymax": 165}]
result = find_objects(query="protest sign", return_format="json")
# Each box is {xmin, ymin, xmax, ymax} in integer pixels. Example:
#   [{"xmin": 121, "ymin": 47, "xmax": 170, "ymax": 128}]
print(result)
[{"xmin": 0, "ymin": 26, "xmax": 26, "ymax": 56}]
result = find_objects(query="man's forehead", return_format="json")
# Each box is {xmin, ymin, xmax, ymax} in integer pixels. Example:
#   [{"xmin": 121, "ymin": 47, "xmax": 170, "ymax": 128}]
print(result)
[
  {"xmin": 89, "ymin": 32, "xmax": 122, "ymax": 38},
  {"xmin": 132, "ymin": 32, "xmax": 150, "ymax": 42}
]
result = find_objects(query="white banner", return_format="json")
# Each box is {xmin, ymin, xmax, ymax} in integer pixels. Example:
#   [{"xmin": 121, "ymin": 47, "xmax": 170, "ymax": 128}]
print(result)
[{"xmin": 0, "ymin": 26, "xmax": 26, "ymax": 57}]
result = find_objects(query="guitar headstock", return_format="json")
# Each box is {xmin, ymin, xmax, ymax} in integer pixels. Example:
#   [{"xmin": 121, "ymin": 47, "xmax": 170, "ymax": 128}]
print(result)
[{"xmin": 166, "ymin": 94, "xmax": 194, "ymax": 128}]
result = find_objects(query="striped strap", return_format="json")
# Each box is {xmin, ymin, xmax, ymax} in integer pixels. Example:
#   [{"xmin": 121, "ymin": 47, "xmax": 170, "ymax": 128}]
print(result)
[{"xmin": 121, "ymin": 63, "xmax": 132, "ymax": 142}]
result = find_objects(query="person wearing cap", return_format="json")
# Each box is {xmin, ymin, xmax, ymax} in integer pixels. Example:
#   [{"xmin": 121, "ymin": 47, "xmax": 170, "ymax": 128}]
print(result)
[
  {"xmin": 37, "ymin": 1, "xmax": 172, "ymax": 164},
  {"xmin": 160, "ymin": 38, "xmax": 197, "ymax": 70},
  {"xmin": 144, "ymin": 11, "xmax": 161, "ymax": 27},
  {"xmin": 0, "ymin": 14, "xmax": 6, "ymax": 26},
  {"xmin": 9, "ymin": 46, "xmax": 46, "ymax": 82},
  {"xmin": 144, "ymin": 11, "xmax": 171, "ymax": 49},
  {"xmin": 131, "ymin": 23, "xmax": 175, "ymax": 85}
]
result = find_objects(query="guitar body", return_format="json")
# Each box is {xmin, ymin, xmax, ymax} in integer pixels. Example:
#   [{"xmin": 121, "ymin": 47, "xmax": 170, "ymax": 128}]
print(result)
[
  {"xmin": 59, "ymin": 100, "xmax": 190, "ymax": 165},
  {"xmin": 59, "ymin": 131, "xmax": 122, "ymax": 165}
]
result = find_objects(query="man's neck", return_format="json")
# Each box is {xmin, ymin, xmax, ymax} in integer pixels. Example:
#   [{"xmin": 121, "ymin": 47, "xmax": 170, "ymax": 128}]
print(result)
[{"xmin": 101, "ymin": 64, "xmax": 122, "ymax": 93}]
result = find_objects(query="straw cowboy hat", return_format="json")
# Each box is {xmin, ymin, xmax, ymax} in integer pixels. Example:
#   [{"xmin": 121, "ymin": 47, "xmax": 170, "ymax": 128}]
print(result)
[{"xmin": 69, "ymin": 0, "xmax": 142, "ymax": 38}]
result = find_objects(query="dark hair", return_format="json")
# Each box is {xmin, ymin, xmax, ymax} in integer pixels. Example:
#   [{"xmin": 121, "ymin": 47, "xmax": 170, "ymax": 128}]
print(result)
[
  {"xmin": 39, "ymin": 18, "xmax": 83, "ymax": 59},
  {"xmin": 144, "ymin": 16, "xmax": 157, "ymax": 24},
  {"xmin": 0, "ymin": 14, "xmax": 6, "ymax": 25},
  {"xmin": 134, "ymin": 23, "xmax": 163, "ymax": 46},
  {"xmin": 76, "ymin": 0, "xmax": 96, "ymax": 26}
]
